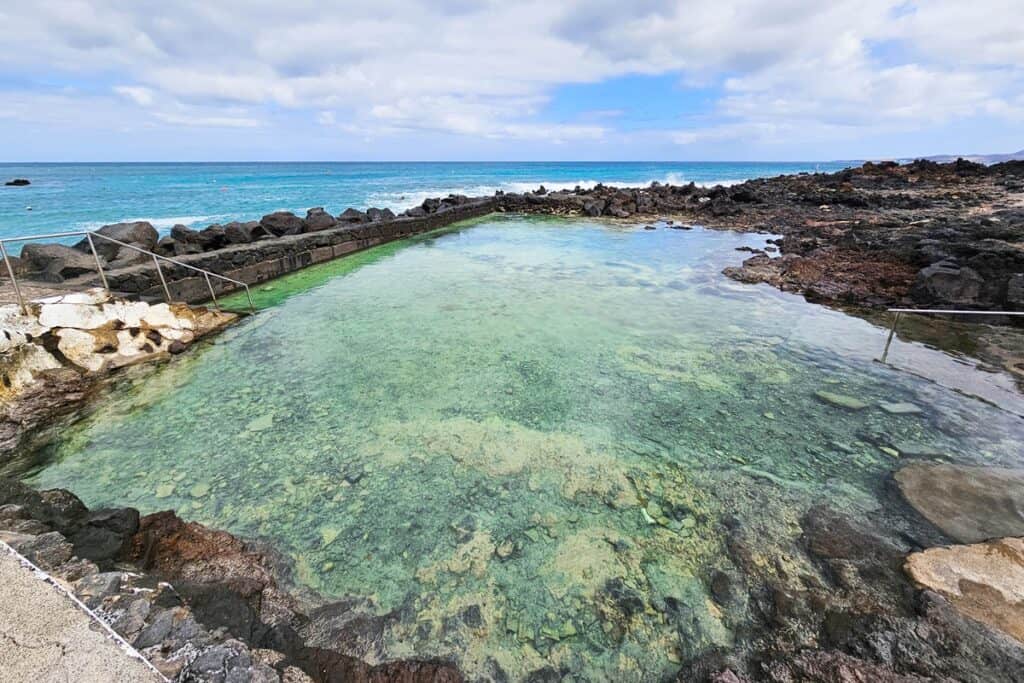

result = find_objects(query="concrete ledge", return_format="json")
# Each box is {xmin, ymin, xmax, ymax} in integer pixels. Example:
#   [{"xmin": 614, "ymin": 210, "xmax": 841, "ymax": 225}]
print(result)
[
  {"xmin": 0, "ymin": 541, "xmax": 165, "ymax": 682},
  {"xmin": 73, "ymin": 199, "xmax": 497, "ymax": 305}
]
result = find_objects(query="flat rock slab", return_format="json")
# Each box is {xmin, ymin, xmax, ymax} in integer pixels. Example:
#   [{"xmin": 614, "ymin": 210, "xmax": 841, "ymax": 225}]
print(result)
[
  {"xmin": 879, "ymin": 401, "xmax": 923, "ymax": 415},
  {"xmin": 905, "ymin": 537, "xmax": 1024, "ymax": 644},
  {"xmin": 0, "ymin": 544, "xmax": 163, "ymax": 682},
  {"xmin": 814, "ymin": 390, "xmax": 868, "ymax": 410},
  {"xmin": 895, "ymin": 462, "xmax": 1024, "ymax": 543}
]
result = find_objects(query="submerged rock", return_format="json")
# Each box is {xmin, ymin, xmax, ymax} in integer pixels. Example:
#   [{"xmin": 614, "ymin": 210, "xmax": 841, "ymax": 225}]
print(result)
[
  {"xmin": 879, "ymin": 401, "xmax": 923, "ymax": 415},
  {"xmin": 895, "ymin": 462, "xmax": 1024, "ymax": 543},
  {"xmin": 814, "ymin": 390, "xmax": 868, "ymax": 410}
]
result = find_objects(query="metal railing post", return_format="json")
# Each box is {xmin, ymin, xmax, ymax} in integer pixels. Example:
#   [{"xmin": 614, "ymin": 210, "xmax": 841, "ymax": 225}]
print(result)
[
  {"xmin": 243, "ymin": 285, "xmax": 256, "ymax": 314},
  {"xmin": 203, "ymin": 272, "xmax": 220, "ymax": 312},
  {"xmin": 0, "ymin": 241, "xmax": 27, "ymax": 314},
  {"xmin": 1, "ymin": 229, "xmax": 253, "ymax": 316},
  {"xmin": 85, "ymin": 233, "xmax": 110, "ymax": 295},
  {"xmin": 879, "ymin": 311, "xmax": 901, "ymax": 363},
  {"xmin": 153, "ymin": 254, "xmax": 172, "ymax": 303}
]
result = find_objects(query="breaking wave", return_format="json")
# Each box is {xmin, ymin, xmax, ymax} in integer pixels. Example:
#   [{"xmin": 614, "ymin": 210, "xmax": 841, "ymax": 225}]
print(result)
[{"xmin": 364, "ymin": 174, "xmax": 747, "ymax": 211}]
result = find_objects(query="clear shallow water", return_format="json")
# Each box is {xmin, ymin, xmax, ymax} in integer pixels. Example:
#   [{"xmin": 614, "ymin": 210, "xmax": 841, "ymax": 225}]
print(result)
[
  {"xmin": 27, "ymin": 217, "xmax": 1023, "ymax": 680},
  {"xmin": 0, "ymin": 161, "xmax": 851, "ymax": 241}
]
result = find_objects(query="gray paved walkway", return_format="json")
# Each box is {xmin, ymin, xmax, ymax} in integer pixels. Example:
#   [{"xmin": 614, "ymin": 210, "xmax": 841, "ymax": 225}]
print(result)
[{"xmin": 0, "ymin": 543, "xmax": 164, "ymax": 682}]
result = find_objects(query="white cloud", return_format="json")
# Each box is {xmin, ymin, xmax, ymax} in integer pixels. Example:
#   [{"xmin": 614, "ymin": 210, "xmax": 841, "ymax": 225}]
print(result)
[
  {"xmin": 114, "ymin": 86, "xmax": 156, "ymax": 107},
  {"xmin": 0, "ymin": 1, "xmax": 1020, "ymax": 152}
]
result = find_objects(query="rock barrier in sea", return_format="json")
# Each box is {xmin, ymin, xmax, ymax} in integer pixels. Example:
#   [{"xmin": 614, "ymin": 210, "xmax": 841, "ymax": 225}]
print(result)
[{"xmin": 10, "ymin": 158, "xmax": 1024, "ymax": 314}]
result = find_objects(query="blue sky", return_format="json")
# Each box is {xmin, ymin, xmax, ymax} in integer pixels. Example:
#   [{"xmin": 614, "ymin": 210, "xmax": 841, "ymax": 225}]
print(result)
[{"xmin": 0, "ymin": 1, "xmax": 1020, "ymax": 161}]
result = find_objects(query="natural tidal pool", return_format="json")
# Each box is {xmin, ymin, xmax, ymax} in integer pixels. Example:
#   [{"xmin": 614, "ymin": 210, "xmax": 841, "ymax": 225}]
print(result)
[{"xmin": 26, "ymin": 216, "xmax": 1024, "ymax": 680}]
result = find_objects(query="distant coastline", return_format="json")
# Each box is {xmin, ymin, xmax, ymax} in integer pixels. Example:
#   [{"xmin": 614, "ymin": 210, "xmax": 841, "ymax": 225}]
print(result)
[{"xmin": 0, "ymin": 161, "xmax": 850, "ymax": 241}]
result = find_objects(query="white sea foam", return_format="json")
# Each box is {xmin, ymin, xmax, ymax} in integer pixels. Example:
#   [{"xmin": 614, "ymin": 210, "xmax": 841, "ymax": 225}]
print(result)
[{"xmin": 364, "ymin": 174, "xmax": 746, "ymax": 211}]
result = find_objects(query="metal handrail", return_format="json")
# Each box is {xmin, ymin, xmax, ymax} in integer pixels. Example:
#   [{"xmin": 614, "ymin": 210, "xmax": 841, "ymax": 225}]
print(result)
[
  {"xmin": 879, "ymin": 307, "xmax": 1024, "ymax": 362},
  {"xmin": 0, "ymin": 230, "xmax": 255, "ymax": 314}
]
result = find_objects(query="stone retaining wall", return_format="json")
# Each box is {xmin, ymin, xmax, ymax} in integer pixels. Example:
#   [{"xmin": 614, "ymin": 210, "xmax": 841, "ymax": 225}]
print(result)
[{"xmin": 84, "ymin": 198, "xmax": 497, "ymax": 304}]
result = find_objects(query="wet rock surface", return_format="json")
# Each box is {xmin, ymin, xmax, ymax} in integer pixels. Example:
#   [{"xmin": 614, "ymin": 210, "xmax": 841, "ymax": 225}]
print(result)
[
  {"xmin": 676, "ymin": 497, "xmax": 1024, "ymax": 682},
  {"xmin": 8, "ymin": 464, "xmax": 1024, "ymax": 682},
  {"xmin": 894, "ymin": 461, "xmax": 1024, "ymax": 543}
]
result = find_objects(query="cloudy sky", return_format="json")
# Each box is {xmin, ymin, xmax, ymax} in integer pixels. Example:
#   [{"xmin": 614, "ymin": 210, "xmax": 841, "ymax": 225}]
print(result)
[{"xmin": 1, "ymin": 1, "xmax": 1021, "ymax": 161}]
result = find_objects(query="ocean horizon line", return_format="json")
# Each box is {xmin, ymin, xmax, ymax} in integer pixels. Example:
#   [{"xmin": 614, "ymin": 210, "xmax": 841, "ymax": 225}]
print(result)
[{"xmin": 1, "ymin": 159, "xmax": 861, "ymax": 166}]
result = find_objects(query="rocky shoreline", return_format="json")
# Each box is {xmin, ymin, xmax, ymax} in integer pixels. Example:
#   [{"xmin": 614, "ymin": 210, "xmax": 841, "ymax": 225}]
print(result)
[
  {"xmin": 0, "ymin": 477, "xmax": 462, "ymax": 682},
  {"xmin": 2, "ymin": 159, "xmax": 1024, "ymax": 681},
  {"xmin": 8, "ymin": 158, "xmax": 1024, "ymax": 316},
  {"xmin": 3, "ymin": 457, "xmax": 1022, "ymax": 682},
  {"xmin": 0, "ymin": 291, "xmax": 236, "ymax": 461}
]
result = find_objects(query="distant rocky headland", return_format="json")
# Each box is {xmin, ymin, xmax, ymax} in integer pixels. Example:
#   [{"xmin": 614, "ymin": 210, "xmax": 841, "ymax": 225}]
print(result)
[{"xmin": 10, "ymin": 158, "xmax": 1024, "ymax": 317}]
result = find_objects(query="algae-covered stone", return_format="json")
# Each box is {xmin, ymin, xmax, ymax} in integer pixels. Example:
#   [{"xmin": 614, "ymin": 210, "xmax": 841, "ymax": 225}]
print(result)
[
  {"xmin": 320, "ymin": 526, "xmax": 341, "ymax": 546},
  {"xmin": 814, "ymin": 390, "xmax": 868, "ymax": 410},
  {"xmin": 245, "ymin": 413, "xmax": 274, "ymax": 432},
  {"xmin": 189, "ymin": 482, "xmax": 211, "ymax": 498},
  {"xmin": 894, "ymin": 442, "xmax": 945, "ymax": 458},
  {"xmin": 155, "ymin": 483, "xmax": 175, "ymax": 498},
  {"xmin": 879, "ymin": 401, "xmax": 923, "ymax": 415}
]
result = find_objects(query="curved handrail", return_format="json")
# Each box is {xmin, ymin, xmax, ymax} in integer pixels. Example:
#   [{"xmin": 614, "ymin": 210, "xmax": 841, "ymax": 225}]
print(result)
[{"xmin": 0, "ymin": 230, "xmax": 255, "ymax": 314}]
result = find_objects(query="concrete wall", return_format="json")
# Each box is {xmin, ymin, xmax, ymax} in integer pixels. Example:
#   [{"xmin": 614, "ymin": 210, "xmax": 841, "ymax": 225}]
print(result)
[{"xmin": 98, "ymin": 198, "xmax": 497, "ymax": 305}]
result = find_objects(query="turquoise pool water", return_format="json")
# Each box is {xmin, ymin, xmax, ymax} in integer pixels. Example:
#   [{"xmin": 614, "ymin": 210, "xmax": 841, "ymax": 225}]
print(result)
[{"xmin": 28, "ymin": 216, "xmax": 1023, "ymax": 680}]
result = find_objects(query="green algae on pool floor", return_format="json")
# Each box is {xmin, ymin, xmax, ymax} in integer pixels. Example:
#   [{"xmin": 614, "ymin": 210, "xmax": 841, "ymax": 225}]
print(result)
[{"xmin": 26, "ymin": 216, "xmax": 1024, "ymax": 681}]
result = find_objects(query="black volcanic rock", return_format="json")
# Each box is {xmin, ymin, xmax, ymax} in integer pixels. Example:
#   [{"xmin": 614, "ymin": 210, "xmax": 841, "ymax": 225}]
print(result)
[
  {"xmin": 5, "ymin": 178, "xmax": 30, "ymax": 186},
  {"xmin": 20, "ymin": 243, "xmax": 107, "ymax": 281},
  {"xmin": 366, "ymin": 207, "xmax": 396, "ymax": 222},
  {"xmin": 74, "ymin": 221, "xmax": 159, "ymax": 260},
  {"xmin": 304, "ymin": 207, "xmax": 337, "ymax": 232},
  {"xmin": 260, "ymin": 211, "xmax": 305, "ymax": 236},
  {"xmin": 337, "ymin": 207, "xmax": 368, "ymax": 223}
]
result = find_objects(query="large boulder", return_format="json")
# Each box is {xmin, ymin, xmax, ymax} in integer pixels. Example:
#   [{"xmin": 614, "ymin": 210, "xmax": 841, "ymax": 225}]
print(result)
[
  {"xmin": 20, "ymin": 243, "xmax": 106, "ymax": 281},
  {"xmin": 910, "ymin": 259, "xmax": 984, "ymax": 305},
  {"xmin": 366, "ymin": 207, "xmax": 395, "ymax": 222},
  {"xmin": 223, "ymin": 221, "xmax": 268, "ymax": 244},
  {"xmin": 583, "ymin": 199, "xmax": 606, "ymax": 217},
  {"xmin": 905, "ymin": 537, "xmax": 1024, "ymax": 644},
  {"xmin": 304, "ymin": 207, "xmax": 337, "ymax": 232},
  {"xmin": 108, "ymin": 244, "xmax": 152, "ymax": 269},
  {"xmin": 76, "ymin": 222, "xmax": 159, "ymax": 260},
  {"xmin": 337, "ymin": 208, "xmax": 368, "ymax": 223},
  {"xmin": 170, "ymin": 224, "xmax": 200, "ymax": 243},
  {"xmin": 197, "ymin": 225, "xmax": 227, "ymax": 250},
  {"xmin": 895, "ymin": 462, "xmax": 1024, "ymax": 543},
  {"xmin": 259, "ymin": 211, "xmax": 305, "ymax": 236}
]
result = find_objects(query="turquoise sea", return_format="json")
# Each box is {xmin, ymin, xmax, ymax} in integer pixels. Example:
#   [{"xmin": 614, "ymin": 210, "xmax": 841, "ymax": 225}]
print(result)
[{"xmin": 0, "ymin": 161, "xmax": 851, "ymax": 241}]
